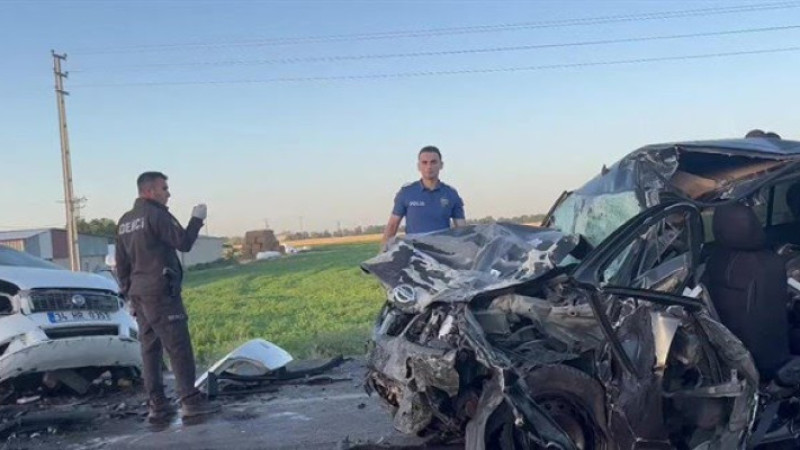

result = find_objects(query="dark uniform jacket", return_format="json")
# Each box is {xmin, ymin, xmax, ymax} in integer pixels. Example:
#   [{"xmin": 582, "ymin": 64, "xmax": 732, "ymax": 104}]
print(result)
[{"xmin": 115, "ymin": 198, "xmax": 203, "ymax": 297}]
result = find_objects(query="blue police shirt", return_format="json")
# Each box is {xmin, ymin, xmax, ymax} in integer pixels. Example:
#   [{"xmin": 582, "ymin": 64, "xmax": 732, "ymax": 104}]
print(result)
[{"xmin": 392, "ymin": 180, "xmax": 465, "ymax": 235}]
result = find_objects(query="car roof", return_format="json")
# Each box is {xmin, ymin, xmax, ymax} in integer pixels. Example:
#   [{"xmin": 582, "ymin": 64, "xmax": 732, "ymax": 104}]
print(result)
[{"xmin": 638, "ymin": 137, "xmax": 800, "ymax": 159}]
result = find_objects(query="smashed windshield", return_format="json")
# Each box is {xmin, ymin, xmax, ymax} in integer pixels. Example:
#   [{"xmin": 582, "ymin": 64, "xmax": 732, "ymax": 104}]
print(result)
[
  {"xmin": 546, "ymin": 156, "xmax": 656, "ymax": 246},
  {"xmin": 549, "ymin": 190, "xmax": 643, "ymax": 247}
]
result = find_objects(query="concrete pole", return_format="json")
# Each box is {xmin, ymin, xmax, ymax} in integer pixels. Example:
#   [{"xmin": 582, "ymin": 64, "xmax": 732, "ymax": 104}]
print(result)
[{"xmin": 52, "ymin": 51, "xmax": 81, "ymax": 271}]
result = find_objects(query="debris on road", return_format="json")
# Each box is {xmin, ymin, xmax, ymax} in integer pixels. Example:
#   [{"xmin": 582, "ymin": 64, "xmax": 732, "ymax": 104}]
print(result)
[
  {"xmin": 196, "ymin": 339, "xmax": 349, "ymax": 399},
  {"xmin": 0, "ymin": 408, "xmax": 98, "ymax": 440}
]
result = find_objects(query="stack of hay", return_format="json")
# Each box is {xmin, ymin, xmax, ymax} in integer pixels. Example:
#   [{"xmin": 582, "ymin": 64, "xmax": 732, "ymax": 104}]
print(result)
[{"xmin": 241, "ymin": 230, "xmax": 285, "ymax": 260}]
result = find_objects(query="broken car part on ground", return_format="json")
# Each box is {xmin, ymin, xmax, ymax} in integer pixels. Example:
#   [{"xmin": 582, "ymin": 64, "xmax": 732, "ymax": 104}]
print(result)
[
  {"xmin": 195, "ymin": 339, "xmax": 348, "ymax": 398},
  {"xmin": 363, "ymin": 136, "xmax": 800, "ymax": 449},
  {"xmin": 0, "ymin": 245, "xmax": 141, "ymax": 405}
]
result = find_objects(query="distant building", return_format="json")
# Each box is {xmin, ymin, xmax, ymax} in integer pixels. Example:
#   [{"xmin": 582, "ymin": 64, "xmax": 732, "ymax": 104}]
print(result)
[
  {"xmin": 179, "ymin": 235, "xmax": 225, "ymax": 267},
  {"xmin": 0, "ymin": 228, "xmax": 111, "ymax": 272},
  {"xmin": 0, "ymin": 229, "xmax": 225, "ymax": 271}
]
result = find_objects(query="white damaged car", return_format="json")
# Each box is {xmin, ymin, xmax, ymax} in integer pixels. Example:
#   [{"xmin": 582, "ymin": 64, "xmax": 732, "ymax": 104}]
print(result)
[{"xmin": 0, "ymin": 245, "xmax": 141, "ymax": 392}]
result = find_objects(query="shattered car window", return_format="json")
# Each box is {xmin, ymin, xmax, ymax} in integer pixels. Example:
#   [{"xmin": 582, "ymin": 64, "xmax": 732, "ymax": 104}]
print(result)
[
  {"xmin": 601, "ymin": 211, "xmax": 692, "ymax": 292},
  {"xmin": 550, "ymin": 191, "xmax": 642, "ymax": 247},
  {"xmin": 548, "ymin": 158, "xmax": 646, "ymax": 247}
]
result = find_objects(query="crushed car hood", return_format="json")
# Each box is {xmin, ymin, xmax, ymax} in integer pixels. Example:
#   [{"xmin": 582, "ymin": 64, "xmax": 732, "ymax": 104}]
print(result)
[
  {"xmin": 362, "ymin": 223, "xmax": 579, "ymax": 312},
  {"xmin": 0, "ymin": 266, "xmax": 119, "ymax": 292}
]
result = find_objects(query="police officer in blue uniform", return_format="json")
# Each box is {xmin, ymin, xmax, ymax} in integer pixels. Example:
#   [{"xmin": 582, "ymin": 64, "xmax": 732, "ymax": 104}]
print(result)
[{"xmin": 381, "ymin": 146, "xmax": 466, "ymax": 251}]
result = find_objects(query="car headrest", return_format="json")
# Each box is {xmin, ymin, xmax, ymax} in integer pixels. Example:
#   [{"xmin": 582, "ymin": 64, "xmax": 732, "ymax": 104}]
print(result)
[{"xmin": 713, "ymin": 203, "xmax": 765, "ymax": 251}]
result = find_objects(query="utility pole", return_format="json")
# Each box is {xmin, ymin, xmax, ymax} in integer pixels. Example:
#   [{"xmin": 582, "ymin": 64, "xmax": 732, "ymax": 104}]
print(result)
[{"xmin": 52, "ymin": 51, "xmax": 80, "ymax": 271}]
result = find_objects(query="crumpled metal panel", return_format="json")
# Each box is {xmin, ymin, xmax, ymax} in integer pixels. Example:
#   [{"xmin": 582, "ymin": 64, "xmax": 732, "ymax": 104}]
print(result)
[
  {"xmin": 362, "ymin": 223, "xmax": 579, "ymax": 313},
  {"xmin": 607, "ymin": 304, "xmax": 671, "ymax": 448},
  {"xmin": 409, "ymin": 350, "xmax": 460, "ymax": 397},
  {"xmin": 393, "ymin": 387, "xmax": 434, "ymax": 434},
  {"xmin": 693, "ymin": 311, "xmax": 759, "ymax": 448},
  {"xmin": 367, "ymin": 330, "xmax": 461, "ymax": 434},
  {"xmin": 369, "ymin": 334, "xmax": 454, "ymax": 387},
  {"xmin": 489, "ymin": 293, "xmax": 604, "ymax": 352}
]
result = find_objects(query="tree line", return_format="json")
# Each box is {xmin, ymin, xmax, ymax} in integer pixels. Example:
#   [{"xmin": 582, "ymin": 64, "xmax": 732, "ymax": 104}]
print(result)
[{"xmin": 76, "ymin": 213, "xmax": 546, "ymax": 243}]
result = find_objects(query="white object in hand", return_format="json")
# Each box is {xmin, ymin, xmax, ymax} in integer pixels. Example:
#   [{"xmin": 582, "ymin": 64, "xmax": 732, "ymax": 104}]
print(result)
[{"xmin": 192, "ymin": 204, "xmax": 207, "ymax": 220}]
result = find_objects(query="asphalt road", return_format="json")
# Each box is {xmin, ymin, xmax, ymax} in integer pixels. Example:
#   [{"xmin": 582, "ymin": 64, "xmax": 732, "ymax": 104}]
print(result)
[{"xmin": 2, "ymin": 360, "xmax": 441, "ymax": 450}]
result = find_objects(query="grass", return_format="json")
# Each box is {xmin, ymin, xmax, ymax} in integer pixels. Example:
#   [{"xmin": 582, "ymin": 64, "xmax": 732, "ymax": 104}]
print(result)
[{"xmin": 182, "ymin": 243, "xmax": 385, "ymax": 366}]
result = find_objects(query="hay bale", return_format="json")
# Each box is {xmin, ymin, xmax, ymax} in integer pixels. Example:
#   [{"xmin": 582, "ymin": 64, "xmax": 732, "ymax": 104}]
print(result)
[{"xmin": 241, "ymin": 229, "xmax": 282, "ymax": 259}]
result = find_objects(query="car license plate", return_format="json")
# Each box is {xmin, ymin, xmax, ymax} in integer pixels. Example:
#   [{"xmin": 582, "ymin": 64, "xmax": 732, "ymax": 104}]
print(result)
[{"xmin": 47, "ymin": 311, "xmax": 111, "ymax": 323}]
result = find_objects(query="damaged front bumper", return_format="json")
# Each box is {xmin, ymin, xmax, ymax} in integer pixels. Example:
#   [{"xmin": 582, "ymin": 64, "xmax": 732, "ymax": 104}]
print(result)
[
  {"xmin": 367, "ymin": 333, "xmax": 460, "ymax": 434},
  {"xmin": 0, "ymin": 312, "xmax": 142, "ymax": 385},
  {"xmin": 365, "ymin": 303, "xmax": 582, "ymax": 449},
  {"xmin": 0, "ymin": 336, "xmax": 141, "ymax": 384}
]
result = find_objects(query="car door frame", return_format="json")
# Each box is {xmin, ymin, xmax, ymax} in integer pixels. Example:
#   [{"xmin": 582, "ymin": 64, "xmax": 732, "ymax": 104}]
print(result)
[{"xmin": 569, "ymin": 201, "xmax": 708, "ymax": 377}]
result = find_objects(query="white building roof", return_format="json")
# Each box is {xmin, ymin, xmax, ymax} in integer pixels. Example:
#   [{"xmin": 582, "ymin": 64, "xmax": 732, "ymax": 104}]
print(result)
[{"xmin": 0, "ymin": 229, "xmax": 49, "ymax": 241}]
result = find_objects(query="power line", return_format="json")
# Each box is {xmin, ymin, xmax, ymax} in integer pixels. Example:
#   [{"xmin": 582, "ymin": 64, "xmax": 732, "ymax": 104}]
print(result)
[
  {"xmin": 72, "ymin": 24, "xmax": 800, "ymax": 72},
  {"xmin": 72, "ymin": 1, "xmax": 800, "ymax": 55},
  {"xmin": 73, "ymin": 45, "xmax": 800, "ymax": 87}
]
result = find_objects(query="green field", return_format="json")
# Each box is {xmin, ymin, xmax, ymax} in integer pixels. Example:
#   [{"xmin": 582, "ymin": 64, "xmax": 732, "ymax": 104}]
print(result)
[{"xmin": 182, "ymin": 243, "xmax": 385, "ymax": 365}]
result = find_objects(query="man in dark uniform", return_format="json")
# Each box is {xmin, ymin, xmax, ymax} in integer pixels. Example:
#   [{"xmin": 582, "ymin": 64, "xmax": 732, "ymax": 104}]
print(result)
[
  {"xmin": 381, "ymin": 146, "xmax": 466, "ymax": 251},
  {"xmin": 115, "ymin": 171, "xmax": 220, "ymax": 422}
]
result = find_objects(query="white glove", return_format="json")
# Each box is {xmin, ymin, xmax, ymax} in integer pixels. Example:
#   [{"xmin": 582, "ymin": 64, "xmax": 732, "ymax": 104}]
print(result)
[{"xmin": 191, "ymin": 204, "xmax": 207, "ymax": 220}]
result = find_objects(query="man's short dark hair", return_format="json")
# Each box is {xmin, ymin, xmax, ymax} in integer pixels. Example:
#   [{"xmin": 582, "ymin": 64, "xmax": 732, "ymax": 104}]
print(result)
[
  {"xmin": 137, "ymin": 171, "xmax": 167, "ymax": 193},
  {"xmin": 418, "ymin": 145, "xmax": 442, "ymax": 160}
]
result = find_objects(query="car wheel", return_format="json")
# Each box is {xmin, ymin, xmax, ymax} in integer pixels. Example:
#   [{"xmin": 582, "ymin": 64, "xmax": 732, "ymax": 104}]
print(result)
[{"xmin": 524, "ymin": 364, "xmax": 607, "ymax": 450}]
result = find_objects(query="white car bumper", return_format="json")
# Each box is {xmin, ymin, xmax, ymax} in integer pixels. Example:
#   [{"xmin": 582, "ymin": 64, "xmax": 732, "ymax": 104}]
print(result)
[
  {"xmin": 0, "ymin": 312, "xmax": 143, "ymax": 384},
  {"xmin": 0, "ymin": 335, "xmax": 142, "ymax": 383}
]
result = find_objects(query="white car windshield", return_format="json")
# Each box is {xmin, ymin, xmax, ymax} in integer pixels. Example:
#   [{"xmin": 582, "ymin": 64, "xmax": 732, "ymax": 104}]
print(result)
[{"xmin": 0, "ymin": 246, "xmax": 65, "ymax": 270}]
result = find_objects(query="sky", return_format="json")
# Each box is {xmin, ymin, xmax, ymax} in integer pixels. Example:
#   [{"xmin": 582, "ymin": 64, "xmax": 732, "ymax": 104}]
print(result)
[{"xmin": 1, "ymin": 0, "xmax": 799, "ymax": 237}]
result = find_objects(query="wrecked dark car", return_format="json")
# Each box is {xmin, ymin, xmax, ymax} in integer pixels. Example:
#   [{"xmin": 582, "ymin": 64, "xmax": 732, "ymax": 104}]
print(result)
[{"xmin": 362, "ymin": 136, "xmax": 800, "ymax": 449}]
